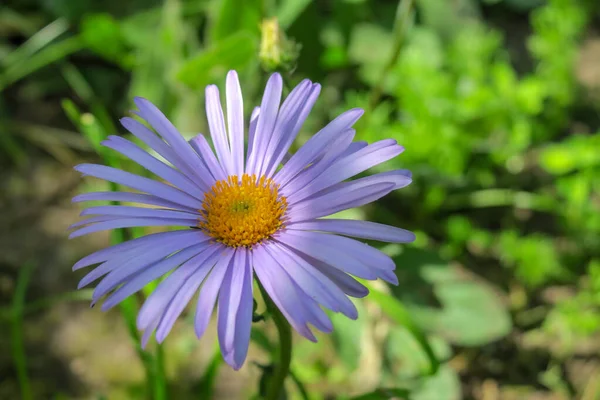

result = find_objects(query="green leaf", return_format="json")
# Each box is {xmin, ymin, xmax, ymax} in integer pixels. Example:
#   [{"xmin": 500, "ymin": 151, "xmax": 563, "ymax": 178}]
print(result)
[
  {"xmin": 411, "ymin": 365, "xmax": 461, "ymax": 400},
  {"xmin": 276, "ymin": 0, "xmax": 313, "ymax": 29},
  {"xmin": 330, "ymin": 300, "xmax": 365, "ymax": 372},
  {"xmin": 391, "ymin": 248, "xmax": 512, "ymax": 346},
  {"xmin": 176, "ymin": 32, "xmax": 257, "ymax": 90},
  {"xmin": 366, "ymin": 287, "xmax": 440, "ymax": 375},
  {"xmin": 80, "ymin": 13, "xmax": 132, "ymax": 67},
  {"xmin": 210, "ymin": 0, "xmax": 262, "ymax": 42},
  {"xmin": 348, "ymin": 387, "xmax": 411, "ymax": 400}
]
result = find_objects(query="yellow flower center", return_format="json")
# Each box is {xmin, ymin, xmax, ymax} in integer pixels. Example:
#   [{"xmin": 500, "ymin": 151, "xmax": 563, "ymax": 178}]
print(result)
[{"xmin": 199, "ymin": 174, "xmax": 288, "ymax": 248}]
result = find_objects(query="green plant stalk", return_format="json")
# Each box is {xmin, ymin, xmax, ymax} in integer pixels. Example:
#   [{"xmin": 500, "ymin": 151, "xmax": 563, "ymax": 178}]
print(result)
[
  {"xmin": 10, "ymin": 262, "xmax": 36, "ymax": 400},
  {"xmin": 0, "ymin": 36, "xmax": 84, "ymax": 91},
  {"xmin": 154, "ymin": 343, "xmax": 167, "ymax": 400},
  {"xmin": 368, "ymin": 0, "xmax": 414, "ymax": 110},
  {"xmin": 197, "ymin": 343, "xmax": 223, "ymax": 399},
  {"xmin": 259, "ymin": 284, "xmax": 292, "ymax": 400},
  {"xmin": 68, "ymin": 94, "xmax": 165, "ymax": 398}
]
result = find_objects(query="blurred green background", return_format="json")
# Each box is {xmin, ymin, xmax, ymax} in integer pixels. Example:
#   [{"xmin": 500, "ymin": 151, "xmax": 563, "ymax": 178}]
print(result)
[{"xmin": 1, "ymin": 0, "xmax": 600, "ymax": 399}]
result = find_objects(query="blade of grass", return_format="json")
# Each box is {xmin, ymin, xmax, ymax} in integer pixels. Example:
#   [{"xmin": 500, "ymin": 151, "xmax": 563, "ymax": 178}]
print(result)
[
  {"xmin": 0, "ymin": 36, "xmax": 84, "ymax": 91},
  {"xmin": 11, "ymin": 262, "xmax": 36, "ymax": 400},
  {"xmin": 154, "ymin": 343, "xmax": 167, "ymax": 400},
  {"xmin": 64, "ymin": 99, "xmax": 162, "ymax": 398},
  {"xmin": 197, "ymin": 344, "xmax": 223, "ymax": 399},
  {"xmin": 366, "ymin": 285, "xmax": 440, "ymax": 376},
  {"xmin": 1, "ymin": 18, "xmax": 69, "ymax": 68},
  {"xmin": 0, "ymin": 289, "xmax": 94, "ymax": 322}
]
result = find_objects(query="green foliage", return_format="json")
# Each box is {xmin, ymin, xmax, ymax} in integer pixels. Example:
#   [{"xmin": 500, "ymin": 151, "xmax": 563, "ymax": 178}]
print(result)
[{"xmin": 1, "ymin": 0, "xmax": 599, "ymax": 398}]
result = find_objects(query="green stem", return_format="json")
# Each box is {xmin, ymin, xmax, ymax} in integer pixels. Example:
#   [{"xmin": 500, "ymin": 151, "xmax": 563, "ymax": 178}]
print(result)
[
  {"xmin": 11, "ymin": 262, "xmax": 35, "ymax": 400},
  {"xmin": 260, "ymin": 285, "xmax": 292, "ymax": 400},
  {"xmin": 367, "ymin": 0, "xmax": 415, "ymax": 110}
]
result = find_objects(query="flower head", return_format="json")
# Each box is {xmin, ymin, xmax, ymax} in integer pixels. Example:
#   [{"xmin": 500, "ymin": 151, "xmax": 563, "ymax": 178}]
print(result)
[{"xmin": 70, "ymin": 71, "xmax": 414, "ymax": 370}]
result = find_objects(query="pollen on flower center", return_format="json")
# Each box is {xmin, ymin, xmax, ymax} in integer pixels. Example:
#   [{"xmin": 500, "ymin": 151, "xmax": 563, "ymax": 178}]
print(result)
[{"xmin": 199, "ymin": 174, "xmax": 288, "ymax": 248}]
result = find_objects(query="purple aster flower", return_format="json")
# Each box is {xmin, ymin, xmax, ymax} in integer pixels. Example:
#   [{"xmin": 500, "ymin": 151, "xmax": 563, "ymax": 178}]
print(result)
[{"xmin": 70, "ymin": 71, "xmax": 415, "ymax": 370}]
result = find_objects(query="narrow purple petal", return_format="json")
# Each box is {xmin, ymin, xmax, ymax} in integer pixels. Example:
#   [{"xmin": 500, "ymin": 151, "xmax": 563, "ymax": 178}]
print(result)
[
  {"xmin": 280, "ymin": 128, "xmax": 356, "ymax": 199},
  {"xmin": 288, "ymin": 182, "xmax": 394, "ymax": 222},
  {"xmin": 336, "ymin": 141, "xmax": 368, "ymax": 160},
  {"xmin": 138, "ymin": 245, "xmax": 223, "ymax": 330},
  {"xmin": 189, "ymin": 134, "xmax": 227, "ymax": 182},
  {"xmin": 133, "ymin": 98, "xmax": 214, "ymax": 189},
  {"xmin": 120, "ymin": 117, "xmax": 209, "ymax": 190},
  {"xmin": 102, "ymin": 136, "xmax": 204, "ymax": 199},
  {"xmin": 141, "ymin": 318, "xmax": 159, "ymax": 349},
  {"xmin": 231, "ymin": 257, "xmax": 253, "ymax": 369},
  {"xmin": 80, "ymin": 205, "xmax": 199, "ymax": 220},
  {"xmin": 265, "ymin": 84, "xmax": 322, "ymax": 177},
  {"xmin": 194, "ymin": 248, "xmax": 235, "ymax": 338},
  {"xmin": 72, "ymin": 230, "xmax": 194, "ymax": 270},
  {"xmin": 205, "ymin": 85, "xmax": 233, "ymax": 174},
  {"xmin": 246, "ymin": 73, "xmax": 282, "ymax": 175},
  {"xmin": 275, "ymin": 108, "xmax": 364, "ymax": 187},
  {"xmin": 264, "ymin": 243, "xmax": 357, "ymax": 319},
  {"xmin": 246, "ymin": 107, "xmax": 260, "ymax": 163},
  {"xmin": 69, "ymin": 217, "xmax": 199, "ymax": 239},
  {"xmin": 69, "ymin": 215, "xmax": 120, "ymax": 229},
  {"xmin": 75, "ymin": 164, "xmax": 202, "ymax": 210},
  {"xmin": 252, "ymin": 245, "xmax": 317, "ymax": 341},
  {"xmin": 100, "ymin": 242, "xmax": 208, "ymax": 310},
  {"xmin": 307, "ymin": 256, "xmax": 370, "ymax": 298},
  {"xmin": 218, "ymin": 249, "xmax": 253, "ymax": 369},
  {"xmin": 154, "ymin": 249, "xmax": 221, "ymax": 342},
  {"xmin": 287, "ymin": 140, "xmax": 404, "ymax": 204},
  {"xmin": 72, "ymin": 192, "xmax": 197, "ymax": 213},
  {"xmin": 275, "ymin": 230, "xmax": 379, "ymax": 280},
  {"xmin": 288, "ymin": 220, "xmax": 416, "ymax": 243},
  {"xmin": 80, "ymin": 233, "xmax": 207, "ymax": 292},
  {"xmin": 226, "ymin": 71, "xmax": 245, "ymax": 176},
  {"xmin": 257, "ymin": 80, "xmax": 311, "ymax": 177}
]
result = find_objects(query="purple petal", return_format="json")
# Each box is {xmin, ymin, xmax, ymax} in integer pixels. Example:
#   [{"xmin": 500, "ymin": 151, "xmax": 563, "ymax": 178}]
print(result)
[
  {"xmin": 81, "ymin": 205, "xmax": 198, "ymax": 220},
  {"xmin": 226, "ymin": 71, "xmax": 245, "ymax": 176},
  {"xmin": 120, "ymin": 117, "xmax": 210, "ymax": 190},
  {"xmin": 189, "ymin": 134, "xmax": 227, "ymax": 182},
  {"xmin": 218, "ymin": 249, "xmax": 253, "ymax": 369},
  {"xmin": 141, "ymin": 317, "xmax": 160, "ymax": 349},
  {"xmin": 72, "ymin": 230, "xmax": 194, "ymax": 270},
  {"xmin": 265, "ymin": 84, "xmax": 322, "ymax": 177},
  {"xmin": 306, "ymin": 256, "xmax": 370, "ymax": 298},
  {"xmin": 261, "ymin": 80, "xmax": 317, "ymax": 177},
  {"xmin": 252, "ymin": 245, "xmax": 317, "ymax": 341},
  {"xmin": 246, "ymin": 73, "xmax": 282, "ymax": 175},
  {"xmin": 336, "ymin": 141, "xmax": 368, "ymax": 160},
  {"xmin": 72, "ymin": 192, "xmax": 197, "ymax": 213},
  {"xmin": 280, "ymin": 128, "xmax": 356, "ymax": 198},
  {"xmin": 100, "ymin": 242, "xmax": 208, "ymax": 310},
  {"xmin": 275, "ymin": 108, "xmax": 364, "ymax": 187},
  {"xmin": 288, "ymin": 182, "xmax": 394, "ymax": 222},
  {"xmin": 69, "ymin": 217, "xmax": 199, "ymax": 239},
  {"xmin": 275, "ymin": 230, "xmax": 381, "ymax": 281},
  {"xmin": 154, "ymin": 248, "xmax": 221, "ymax": 342},
  {"xmin": 194, "ymin": 248, "xmax": 235, "ymax": 338},
  {"xmin": 75, "ymin": 164, "xmax": 202, "ymax": 210},
  {"xmin": 205, "ymin": 85, "xmax": 233, "ymax": 174},
  {"xmin": 288, "ymin": 219, "xmax": 415, "ymax": 243},
  {"xmin": 102, "ymin": 135, "xmax": 205, "ymax": 199},
  {"xmin": 246, "ymin": 107, "xmax": 260, "ymax": 163},
  {"xmin": 133, "ymin": 98, "xmax": 215, "ymax": 189},
  {"xmin": 287, "ymin": 140, "xmax": 404, "ymax": 204},
  {"xmin": 137, "ymin": 245, "xmax": 223, "ymax": 330},
  {"xmin": 265, "ymin": 243, "xmax": 358, "ymax": 319},
  {"xmin": 81, "ymin": 232, "xmax": 207, "ymax": 292}
]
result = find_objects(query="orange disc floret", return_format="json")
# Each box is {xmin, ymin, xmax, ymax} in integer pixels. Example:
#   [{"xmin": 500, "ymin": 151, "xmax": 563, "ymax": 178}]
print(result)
[{"xmin": 199, "ymin": 174, "xmax": 288, "ymax": 248}]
